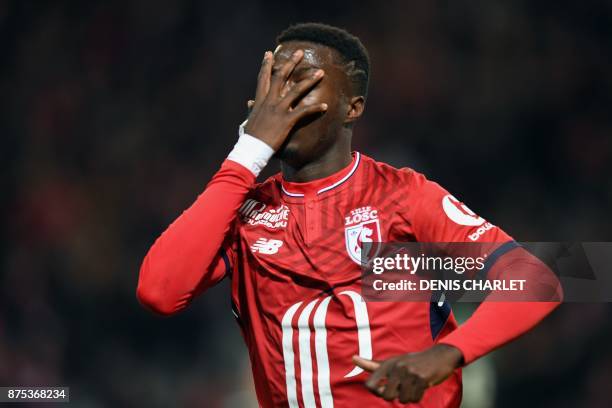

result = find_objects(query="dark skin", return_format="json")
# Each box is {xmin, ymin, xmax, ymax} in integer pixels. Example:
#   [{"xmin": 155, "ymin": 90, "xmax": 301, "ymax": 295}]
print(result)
[
  {"xmin": 244, "ymin": 41, "xmax": 361, "ymax": 181},
  {"xmin": 244, "ymin": 40, "xmax": 464, "ymax": 404},
  {"xmin": 353, "ymin": 346, "xmax": 464, "ymax": 403}
]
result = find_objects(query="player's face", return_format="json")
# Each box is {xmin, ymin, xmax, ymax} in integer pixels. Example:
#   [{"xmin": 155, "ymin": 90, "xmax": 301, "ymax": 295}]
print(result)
[{"xmin": 272, "ymin": 41, "xmax": 353, "ymax": 166}]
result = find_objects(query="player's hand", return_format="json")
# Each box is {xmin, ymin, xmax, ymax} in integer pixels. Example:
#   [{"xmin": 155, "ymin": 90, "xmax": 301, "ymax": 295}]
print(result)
[
  {"xmin": 243, "ymin": 50, "xmax": 327, "ymax": 151},
  {"xmin": 352, "ymin": 344, "xmax": 464, "ymax": 403}
]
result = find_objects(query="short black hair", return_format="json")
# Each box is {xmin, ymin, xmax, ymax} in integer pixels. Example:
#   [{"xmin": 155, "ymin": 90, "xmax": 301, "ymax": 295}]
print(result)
[{"xmin": 276, "ymin": 22, "xmax": 370, "ymax": 99}]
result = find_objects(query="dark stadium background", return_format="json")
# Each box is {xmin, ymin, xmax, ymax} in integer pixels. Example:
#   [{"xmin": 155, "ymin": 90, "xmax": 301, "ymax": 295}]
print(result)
[{"xmin": 2, "ymin": 1, "xmax": 611, "ymax": 407}]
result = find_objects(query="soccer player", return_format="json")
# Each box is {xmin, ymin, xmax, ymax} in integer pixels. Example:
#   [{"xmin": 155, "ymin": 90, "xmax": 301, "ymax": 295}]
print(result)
[{"xmin": 137, "ymin": 23, "xmax": 560, "ymax": 407}]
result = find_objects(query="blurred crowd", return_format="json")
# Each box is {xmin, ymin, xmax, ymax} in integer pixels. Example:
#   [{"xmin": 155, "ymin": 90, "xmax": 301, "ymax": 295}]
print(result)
[{"xmin": 1, "ymin": 1, "xmax": 611, "ymax": 407}]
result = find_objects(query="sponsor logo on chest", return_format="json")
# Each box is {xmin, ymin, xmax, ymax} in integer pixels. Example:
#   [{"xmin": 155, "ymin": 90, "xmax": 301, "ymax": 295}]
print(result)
[
  {"xmin": 344, "ymin": 206, "xmax": 382, "ymax": 265},
  {"xmin": 441, "ymin": 194, "xmax": 495, "ymax": 241},
  {"xmin": 239, "ymin": 199, "xmax": 289, "ymax": 229}
]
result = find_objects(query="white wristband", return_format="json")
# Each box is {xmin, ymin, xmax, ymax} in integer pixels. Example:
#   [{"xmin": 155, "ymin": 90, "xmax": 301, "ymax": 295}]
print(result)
[{"xmin": 227, "ymin": 132, "xmax": 274, "ymax": 176}]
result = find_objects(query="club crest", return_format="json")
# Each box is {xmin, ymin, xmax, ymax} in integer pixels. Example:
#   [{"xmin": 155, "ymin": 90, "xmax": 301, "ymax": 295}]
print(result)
[{"xmin": 344, "ymin": 206, "xmax": 382, "ymax": 265}]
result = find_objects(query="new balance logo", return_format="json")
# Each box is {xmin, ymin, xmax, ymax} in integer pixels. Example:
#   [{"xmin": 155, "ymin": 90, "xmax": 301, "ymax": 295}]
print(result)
[{"xmin": 250, "ymin": 238, "xmax": 283, "ymax": 254}]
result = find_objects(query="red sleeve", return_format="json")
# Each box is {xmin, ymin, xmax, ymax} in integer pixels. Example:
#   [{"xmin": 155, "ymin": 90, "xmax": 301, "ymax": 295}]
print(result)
[
  {"xmin": 437, "ymin": 248, "xmax": 562, "ymax": 364},
  {"xmin": 407, "ymin": 171, "xmax": 561, "ymax": 363},
  {"xmin": 136, "ymin": 159, "xmax": 254, "ymax": 316},
  {"xmin": 408, "ymin": 171, "xmax": 512, "ymax": 245}
]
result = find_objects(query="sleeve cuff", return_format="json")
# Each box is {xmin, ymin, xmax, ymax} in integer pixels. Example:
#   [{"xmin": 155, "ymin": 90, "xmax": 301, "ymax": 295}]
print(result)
[
  {"xmin": 227, "ymin": 133, "xmax": 274, "ymax": 177},
  {"xmin": 436, "ymin": 336, "xmax": 472, "ymax": 365}
]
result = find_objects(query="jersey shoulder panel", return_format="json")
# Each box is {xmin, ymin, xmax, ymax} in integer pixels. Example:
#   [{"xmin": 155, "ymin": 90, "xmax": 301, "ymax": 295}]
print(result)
[
  {"xmin": 249, "ymin": 172, "xmax": 283, "ymax": 201},
  {"xmin": 359, "ymin": 153, "xmax": 426, "ymax": 195}
]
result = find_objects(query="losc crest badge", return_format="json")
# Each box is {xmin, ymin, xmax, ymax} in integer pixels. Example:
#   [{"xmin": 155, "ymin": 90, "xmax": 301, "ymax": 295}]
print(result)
[{"xmin": 344, "ymin": 206, "xmax": 382, "ymax": 265}]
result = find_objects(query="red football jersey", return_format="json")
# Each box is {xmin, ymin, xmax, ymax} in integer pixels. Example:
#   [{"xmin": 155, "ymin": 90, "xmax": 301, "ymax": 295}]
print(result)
[
  {"xmin": 138, "ymin": 150, "xmax": 559, "ymax": 408},
  {"xmin": 219, "ymin": 152, "xmax": 510, "ymax": 407}
]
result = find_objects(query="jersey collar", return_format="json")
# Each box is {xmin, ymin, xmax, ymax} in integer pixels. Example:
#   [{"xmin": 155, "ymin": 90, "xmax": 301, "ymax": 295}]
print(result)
[{"xmin": 280, "ymin": 152, "xmax": 361, "ymax": 197}]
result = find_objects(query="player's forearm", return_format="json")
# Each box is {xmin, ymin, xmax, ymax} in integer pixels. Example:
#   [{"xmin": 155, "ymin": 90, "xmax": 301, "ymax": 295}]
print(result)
[
  {"xmin": 137, "ymin": 160, "xmax": 253, "ymax": 315},
  {"xmin": 438, "ymin": 301, "xmax": 559, "ymax": 364},
  {"xmin": 137, "ymin": 134, "xmax": 273, "ymax": 315},
  {"xmin": 438, "ymin": 249, "xmax": 562, "ymax": 364}
]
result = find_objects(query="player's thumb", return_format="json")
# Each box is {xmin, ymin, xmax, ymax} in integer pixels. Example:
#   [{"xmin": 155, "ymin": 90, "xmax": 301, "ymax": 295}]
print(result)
[{"xmin": 352, "ymin": 355, "xmax": 381, "ymax": 372}]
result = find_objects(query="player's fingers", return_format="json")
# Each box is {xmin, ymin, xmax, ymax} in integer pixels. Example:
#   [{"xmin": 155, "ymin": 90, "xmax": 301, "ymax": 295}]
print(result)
[
  {"xmin": 254, "ymin": 51, "xmax": 273, "ymax": 104},
  {"xmin": 398, "ymin": 375, "xmax": 427, "ymax": 403},
  {"xmin": 290, "ymin": 102, "xmax": 328, "ymax": 122},
  {"xmin": 269, "ymin": 49, "xmax": 303, "ymax": 98},
  {"xmin": 365, "ymin": 360, "xmax": 393, "ymax": 392},
  {"xmin": 397, "ymin": 376, "xmax": 416, "ymax": 403},
  {"xmin": 280, "ymin": 80, "xmax": 292, "ymax": 99},
  {"xmin": 281, "ymin": 69, "xmax": 324, "ymax": 108},
  {"xmin": 352, "ymin": 356, "xmax": 381, "ymax": 372},
  {"xmin": 381, "ymin": 372, "xmax": 401, "ymax": 401}
]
